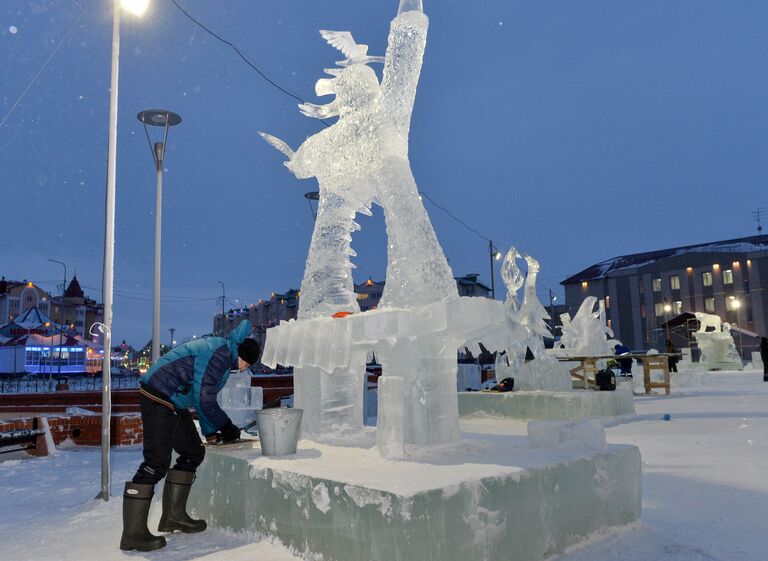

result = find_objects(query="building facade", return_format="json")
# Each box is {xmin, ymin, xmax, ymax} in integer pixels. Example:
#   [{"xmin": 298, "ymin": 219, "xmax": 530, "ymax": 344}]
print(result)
[
  {"xmin": 455, "ymin": 273, "xmax": 492, "ymax": 298},
  {"xmin": 561, "ymin": 235, "xmax": 768, "ymax": 354},
  {"xmin": 0, "ymin": 278, "xmax": 51, "ymax": 323}
]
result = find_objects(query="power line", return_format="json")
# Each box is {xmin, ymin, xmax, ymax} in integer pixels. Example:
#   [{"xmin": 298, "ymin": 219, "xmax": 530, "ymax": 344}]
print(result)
[
  {"xmin": 167, "ymin": 0, "xmax": 310, "ymax": 107},
  {"xmin": 0, "ymin": 2, "xmax": 89, "ymax": 130},
  {"xmin": 165, "ymin": 0, "xmax": 507, "ymax": 250}
]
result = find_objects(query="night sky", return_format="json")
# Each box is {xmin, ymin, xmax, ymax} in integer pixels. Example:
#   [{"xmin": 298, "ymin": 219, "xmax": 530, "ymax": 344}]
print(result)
[{"xmin": 2, "ymin": 0, "xmax": 767, "ymax": 346}]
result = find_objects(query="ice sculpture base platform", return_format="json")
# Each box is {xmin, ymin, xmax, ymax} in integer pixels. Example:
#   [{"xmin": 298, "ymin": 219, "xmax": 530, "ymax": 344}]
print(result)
[
  {"xmin": 188, "ymin": 433, "xmax": 641, "ymax": 561},
  {"xmin": 458, "ymin": 389, "xmax": 635, "ymax": 421}
]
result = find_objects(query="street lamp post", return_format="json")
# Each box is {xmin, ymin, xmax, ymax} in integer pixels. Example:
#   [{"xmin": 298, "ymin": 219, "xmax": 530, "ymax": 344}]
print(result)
[
  {"xmin": 731, "ymin": 297, "xmax": 743, "ymax": 359},
  {"xmin": 548, "ymin": 289, "xmax": 557, "ymax": 336},
  {"xmin": 137, "ymin": 109, "xmax": 182, "ymax": 363},
  {"xmin": 98, "ymin": 0, "xmax": 152, "ymax": 502},
  {"xmin": 304, "ymin": 191, "xmax": 319, "ymax": 220},
  {"xmin": 488, "ymin": 240, "xmax": 502, "ymax": 299},
  {"xmin": 47, "ymin": 259, "xmax": 66, "ymax": 382},
  {"xmin": 663, "ymin": 302, "xmax": 672, "ymax": 343},
  {"xmin": 217, "ymin": 281, "xmax": 225, "ymax": 335}
]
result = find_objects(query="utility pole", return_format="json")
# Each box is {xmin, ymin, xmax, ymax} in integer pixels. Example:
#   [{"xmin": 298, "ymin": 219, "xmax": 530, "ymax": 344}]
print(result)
[
  {"xmin": 217, "ymin": 281, "xmax": 225, "ymax": 335},
  {"xmin": 168, "ymin": 327, "xmax": 176, "ymax": 349},
  {"xmin": 48, "ymin": 259, "xmax": 66, "ymax": 383},
  {"xmin": 548, "ymin": 289, "xmax": 557, "ymax": 336}
]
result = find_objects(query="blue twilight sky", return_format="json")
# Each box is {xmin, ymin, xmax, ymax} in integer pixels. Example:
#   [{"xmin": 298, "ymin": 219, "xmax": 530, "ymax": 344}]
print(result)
[{"xmin": 2, "ymin": 0, "xmax": 767, "ymax": 347}]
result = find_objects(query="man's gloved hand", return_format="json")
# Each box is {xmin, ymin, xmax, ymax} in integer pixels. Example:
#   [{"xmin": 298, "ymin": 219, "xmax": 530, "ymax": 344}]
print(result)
[{"xmin": 220, "ymin": 420, "xmax": 241, "ymax": 443}]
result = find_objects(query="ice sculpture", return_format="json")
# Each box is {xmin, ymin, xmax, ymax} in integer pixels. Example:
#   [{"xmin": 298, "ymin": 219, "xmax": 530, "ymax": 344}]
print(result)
[
  {"xmin": 260, "ymin": 0, "xmax": 507, "ymax": 457},
  {"xmin": 556, "ymin": 297, "xmax": 616, "ymax": 356},
  {"xmin": 260, "ymin": 0, "xmax": 455, "ymax": 319},
  {"xmin": 693, "ymin": 312, "xmax": 743, "ymax": 370},
  {"xmin": 481, "ymin": 248, "xmax": 571, "ymax": 391},
  {"xmin": 218, "ymin": 370, "xmax": 263, "ymax": 428}
]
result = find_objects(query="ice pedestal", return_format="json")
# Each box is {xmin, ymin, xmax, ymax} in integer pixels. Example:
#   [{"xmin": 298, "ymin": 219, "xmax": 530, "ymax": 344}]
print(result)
[
  {"xmin": 458, "ymin": 388, "xmax": 635, "ymax": 420},
  {"xmin": 188, "ymin": 431, "xmax": 641, "ymax": 561},
  {"xmin": 262, "ymin": 297, "xmax": 506, "ymax": 455}
]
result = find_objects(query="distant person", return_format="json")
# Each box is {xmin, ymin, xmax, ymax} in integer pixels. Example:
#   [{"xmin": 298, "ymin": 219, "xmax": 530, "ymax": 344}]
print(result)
[
  {"xmin": 120, "ymin": 320, "xmax": 261, "ymax": 552},
  {"xmin": 614, "ymin": 343, "xmax": 633, "ymax": 377},
  {"xmin": 761, "ymin": 337, "xmax": 768, "ymax": 382},
  {"xmin": 664, "ymin": 339, "xmax": 679, "ymax": 373}
]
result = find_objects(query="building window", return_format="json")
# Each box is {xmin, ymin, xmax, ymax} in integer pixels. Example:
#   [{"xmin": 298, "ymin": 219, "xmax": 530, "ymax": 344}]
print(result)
[
  {"xmin": 725, "ymin": 296, "xmax": 741, "ymax": 312},
  {"xmin": 581, "ymin": 281, "xmax": 588, "ymax": 289},
  {"xmin": 654, "ymin": 303, "xmax": 666, "ymax": 317},
  {"xmin": 607, "ymin": 319, "xmax": 612, "ymax": 329},
  {"xmin": 722, "ymin": 269, "xmax": 733, "ymax": 285},
  {"xmin": 674, "ymin": 301, "xmax": 683, "ymax": 315},
  {"xmin": 704, "ymin": 297, "xmax": 715, "ymax": 313},
  {"xmin": 640, "ymin": 304, "xmax": 646, "ymax": 318},
  {"xmin": 670, "ymin": 275, "xmax": 680, "ymax": 290},
  {"xmin": 702, "ymin": 272, "xmax": 713, "ymax": 287},
  {"xmin": 652, "ymin": 278, "xmax": 662, "ymax": 292}
]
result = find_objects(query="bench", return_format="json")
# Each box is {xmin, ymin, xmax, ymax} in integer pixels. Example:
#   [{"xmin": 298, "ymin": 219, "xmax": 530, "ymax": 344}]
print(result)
[{"xmin": 0, "ymin": 417, "xmax": 53, "ymax": 457}]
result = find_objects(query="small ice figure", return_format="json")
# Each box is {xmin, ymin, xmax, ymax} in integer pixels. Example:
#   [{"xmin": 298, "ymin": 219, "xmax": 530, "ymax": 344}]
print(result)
[{"xmin": 557, "ymin": 296, "xmax": 616, "ymax": 356}]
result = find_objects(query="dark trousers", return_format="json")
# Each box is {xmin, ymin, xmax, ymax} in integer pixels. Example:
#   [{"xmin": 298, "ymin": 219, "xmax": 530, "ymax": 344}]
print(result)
[
  {"xmin": 668, "ymin": 357, "xmax": 678, "ymax": 373},
  {"xmin": 132, "ymin": 395, "xmax": 205, "ymax": 486}
]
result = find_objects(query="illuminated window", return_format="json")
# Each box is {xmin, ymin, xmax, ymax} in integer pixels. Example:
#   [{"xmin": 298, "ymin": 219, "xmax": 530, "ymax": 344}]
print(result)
[
  {"xmin": 702, "ymin": 272, "xmax": 713, "ymax": 287},
  {"xmin": 654, "ymin": 303, "xmax": 666, "ymax": 317},
  {"xmin": 704, "ymin": 297, "xmax": 715, "ymax": 313},
  {"xmin": 652, "ymin": 278, "xmax": 662, "ymax": 292},
  {"xmin": 722, "ymin": 269, "xmax": 733, "ymax": 285},
  {"xmin": 674, "ymin": 301, "xmax": 683, "ymax": 315},
  {"xmin": 607, "ymin": 319, "xmax": 612, "ymax": 329},
  {"xmin": 581, "ymin": 281, "xmax": 588, "ymax": 289},
  {"xmin": 670, "ymin": 275, "xmax": 680, "ymax": 290}
]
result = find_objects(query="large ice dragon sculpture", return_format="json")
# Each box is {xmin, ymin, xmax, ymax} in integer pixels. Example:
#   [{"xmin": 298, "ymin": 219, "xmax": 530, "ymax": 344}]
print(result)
[{"xmin": 260, "ymin": 0, "xmax": 457, "ymax": 320}]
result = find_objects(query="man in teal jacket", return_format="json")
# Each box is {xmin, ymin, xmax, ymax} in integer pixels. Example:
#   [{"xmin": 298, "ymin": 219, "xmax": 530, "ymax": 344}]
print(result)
[{"xmin": 120, "ymin": 319, "xmax": 260, "ymax": 552}]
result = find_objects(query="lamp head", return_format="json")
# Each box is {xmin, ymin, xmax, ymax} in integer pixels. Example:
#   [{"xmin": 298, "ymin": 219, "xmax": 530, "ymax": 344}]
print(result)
[{"xmin": 121, "ymin": 0, "xmax": 151, "ymax": 17}]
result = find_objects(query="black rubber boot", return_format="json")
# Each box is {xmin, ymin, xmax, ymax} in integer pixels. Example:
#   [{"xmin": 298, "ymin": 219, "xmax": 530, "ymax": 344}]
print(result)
[
  {"xmin": 158, "ymin": 469, "xmax": 207, "ymax": 533},
  {"xmin": 120, "ymin": 482, "xmax": 167, "ymax": 551}
]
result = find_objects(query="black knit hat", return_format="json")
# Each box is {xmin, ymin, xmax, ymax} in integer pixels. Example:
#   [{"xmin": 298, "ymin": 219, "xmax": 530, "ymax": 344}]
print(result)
[{"xmin": 237, "ymin": 338, "xmax": 261, "ymax": 365}]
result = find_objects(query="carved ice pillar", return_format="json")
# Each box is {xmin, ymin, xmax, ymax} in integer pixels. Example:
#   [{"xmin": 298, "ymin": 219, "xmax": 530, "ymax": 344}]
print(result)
[
  {"xmin": 378, "ymin": 335, "xmax": 461, "ymax": 452},
  {"xmin": 293, "ymin": 365, "xmax": 322, "ymax": 438},
  {"xmin": 319, "ymin": 350, "xmax": 366, "ymax": 436}
]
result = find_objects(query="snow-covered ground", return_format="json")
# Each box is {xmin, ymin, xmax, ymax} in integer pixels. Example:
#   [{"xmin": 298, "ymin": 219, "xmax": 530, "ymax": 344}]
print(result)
[{"xmin": 1, "ymin": 371, "xmax": 766, "ymax": 561}]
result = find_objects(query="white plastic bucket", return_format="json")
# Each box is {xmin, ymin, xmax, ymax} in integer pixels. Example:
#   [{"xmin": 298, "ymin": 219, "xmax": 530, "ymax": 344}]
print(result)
[{"xmin": 255, "ymin": 408, "xmax": 303, "ymax": 456}]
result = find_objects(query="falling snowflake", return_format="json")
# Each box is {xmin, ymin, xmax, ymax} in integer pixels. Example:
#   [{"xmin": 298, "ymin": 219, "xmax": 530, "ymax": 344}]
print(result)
[{"xmin": 9, "ymin": 26, "xmax": 18, "ymax": 34}]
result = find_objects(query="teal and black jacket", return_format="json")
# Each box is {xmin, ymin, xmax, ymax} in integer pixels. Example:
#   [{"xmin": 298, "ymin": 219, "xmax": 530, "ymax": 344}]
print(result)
[{"xmin": 140, "ymin": 320, "xmax": 252, "ymax": 436}]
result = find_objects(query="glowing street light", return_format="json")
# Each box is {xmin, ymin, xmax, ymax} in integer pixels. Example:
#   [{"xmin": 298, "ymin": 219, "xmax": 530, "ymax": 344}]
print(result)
[
  {"xmin": 121, "ymin": 0, "xmax": 151, "ymax": 17},
  {"xmin": 488, "ymin": 240, "xmax": 502, "ymax": 299},
  {"xmin": 98, "ymin": 0, "xmax": 152, "ymax": 502}
]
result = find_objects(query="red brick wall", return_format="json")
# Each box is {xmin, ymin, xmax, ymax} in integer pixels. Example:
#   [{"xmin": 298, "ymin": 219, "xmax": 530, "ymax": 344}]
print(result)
[
  {"xmin": 0, "ymin": 414, "xmax": 143, "ymax": 447},
  {"xmin": 0, "ymin": 389, "xmax": 141, "ymax": 416}
]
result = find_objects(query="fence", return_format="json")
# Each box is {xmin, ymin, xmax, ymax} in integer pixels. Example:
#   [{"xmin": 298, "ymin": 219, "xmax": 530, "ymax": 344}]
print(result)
[{"xmin": 0, "ymin": 374, "xmax": 140, "ymax": 394}]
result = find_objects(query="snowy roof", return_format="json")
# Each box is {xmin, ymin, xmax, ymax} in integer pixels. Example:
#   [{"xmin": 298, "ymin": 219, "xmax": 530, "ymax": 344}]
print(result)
[
  {"xmin": 14, "ymin": 306, "xmax": 55, "ymax": 329},
  {"xmin": 562, "ymin": 235, "xmax": 768, "ymax": 284}
]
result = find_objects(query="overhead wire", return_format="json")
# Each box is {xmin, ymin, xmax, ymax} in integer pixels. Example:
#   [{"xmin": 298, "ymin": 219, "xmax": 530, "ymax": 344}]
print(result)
[{"xmin": 0, "ymin": 1, "xmax": 89, "ymax": 130}]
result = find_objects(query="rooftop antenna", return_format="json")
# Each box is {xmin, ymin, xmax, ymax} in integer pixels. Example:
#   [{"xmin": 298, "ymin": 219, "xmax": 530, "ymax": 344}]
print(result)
[{"xmin": 752, "ymin": 207, "xmax": 766, "ymax": 239}]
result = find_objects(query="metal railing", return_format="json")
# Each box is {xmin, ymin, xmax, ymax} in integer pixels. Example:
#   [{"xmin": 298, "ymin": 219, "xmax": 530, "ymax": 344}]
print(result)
[{"xmin": 0, "ymin": 374, "xmax": 140, "ymax": 394}]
